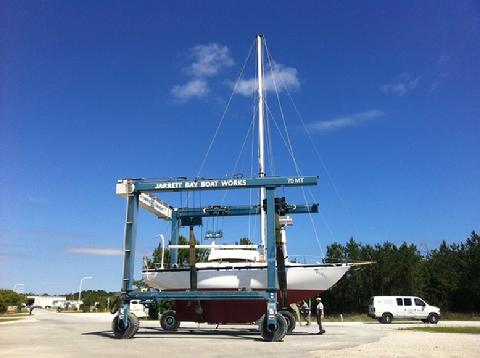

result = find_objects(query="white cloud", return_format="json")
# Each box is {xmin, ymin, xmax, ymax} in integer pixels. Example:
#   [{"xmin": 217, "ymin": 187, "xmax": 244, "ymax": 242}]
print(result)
[
  {"xmin": 381, "ymin": 73, "xmax": 420, "ymax": 96},
  {"xmin": 189, "ymin": 43, "xmax": 234, "ymax": 77},
  {"xmin": 306, "ymin": 110, "xmax": 384, "ymax": 133},
  {"xmin": 171, "ymin": 43, "xmax": 233, "ymax": 101},
  {"xmin": 66, "ymin": 247, "xmax": 123, "ymax": 256},
  {"xmin": 234, "ymin": 62, "xmax": 300, "ymax": 96},
  {"xmin": 171, "ymin": 78, "xmax": 209, "ymax": 100}
]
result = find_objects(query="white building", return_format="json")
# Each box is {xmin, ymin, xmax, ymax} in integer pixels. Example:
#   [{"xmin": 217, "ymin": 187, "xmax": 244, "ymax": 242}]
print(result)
[{"xmin": 27, "ymin": 295, "xmax": 67, "ymax": 308}]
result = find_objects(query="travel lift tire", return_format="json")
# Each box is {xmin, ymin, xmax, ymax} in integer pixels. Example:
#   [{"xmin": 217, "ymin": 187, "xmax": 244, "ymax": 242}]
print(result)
[
  {"xmin": 112, "ymin": 312, "xmax": 140, "ymax": 339},
  {"xmin": 259, "ymin": 314, "xmax": 288, "ymax": 342},
  {"xmin": 279, "ymin": 310, "xmax": 296, "ymax": 333},
  {"xmin": 160, "ymin": 310, "xmax": 181, "ymax": 331}
]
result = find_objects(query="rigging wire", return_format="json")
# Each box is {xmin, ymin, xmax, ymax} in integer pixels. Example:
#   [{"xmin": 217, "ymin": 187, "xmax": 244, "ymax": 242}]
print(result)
[
  {"xmin": 264, "ymin": 39, "xmax": 326, "ymax": 257},
  {"xmin": 196, "ymin": 39, "xmax": 255, "ymax": 177},
  {"xmin": 265, "ymin": 103, "xmax": 338, "ymax": 248},
  {"xmin": 283, "ymin": 85, "xmax": 361, "ymax": 242}
]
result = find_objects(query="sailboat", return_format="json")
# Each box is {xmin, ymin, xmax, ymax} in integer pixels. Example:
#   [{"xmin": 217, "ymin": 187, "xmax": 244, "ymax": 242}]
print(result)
[{"xmin": 141, "ymin": 35, "xmax": 354, "ymax": 327}]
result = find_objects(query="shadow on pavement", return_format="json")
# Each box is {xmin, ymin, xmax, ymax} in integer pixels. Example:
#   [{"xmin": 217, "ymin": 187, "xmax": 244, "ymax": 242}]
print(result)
[
  {"xmin": 82, "ymin": 326, "xmax": 317, "ymax": 341},
  {"xmin": 82, "ymin": 327, "xmax": 261, "ymax": 341}
]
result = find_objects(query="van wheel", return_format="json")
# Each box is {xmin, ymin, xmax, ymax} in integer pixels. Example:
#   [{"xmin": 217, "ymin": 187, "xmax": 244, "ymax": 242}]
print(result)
[
  {"xmin": 381, "ymin": 313, "xmax": 393, "ymax": 324},
  {"xmin": 427, "ymin": 313, "xmax": 439, "ymax": 324}
]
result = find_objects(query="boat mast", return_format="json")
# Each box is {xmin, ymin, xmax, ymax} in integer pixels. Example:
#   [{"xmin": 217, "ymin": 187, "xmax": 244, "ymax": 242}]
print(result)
[{"xmin": 257, "ymin": 34, "xmax": 267, "ymax": 259}]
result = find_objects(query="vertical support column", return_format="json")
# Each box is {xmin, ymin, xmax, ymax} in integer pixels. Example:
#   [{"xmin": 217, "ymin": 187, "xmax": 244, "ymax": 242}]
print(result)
[
  {"xmin": 265, "ymin": 187, "xmax": 278, "ymax": 326},
  {"xmin": 170, "ymin": 212, "xmax": 179, "ymax": 267},
  {"xmin": 120, "ymin": 191, "xmax": 138, "ymax": 324},
  {"xmin": 122, "ymin": 192, "xmax": 139, "ymax": 295}
]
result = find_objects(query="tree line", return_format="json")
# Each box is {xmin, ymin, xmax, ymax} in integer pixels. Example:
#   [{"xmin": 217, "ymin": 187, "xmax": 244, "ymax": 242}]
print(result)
[
  {"xmin": 322, "ymin": 231, "xmax": 480, "ymax": 314},
  {"xmin": 145, "ymin": 232, "xmax": 479, "ymax": 314},
  {"xmin": 2, "ymin": 231, "xmax": 477, "ymax": 315}
]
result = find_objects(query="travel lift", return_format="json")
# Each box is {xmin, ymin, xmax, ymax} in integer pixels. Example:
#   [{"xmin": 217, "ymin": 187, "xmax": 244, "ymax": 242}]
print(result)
[{"xmin": 114, "ymin": 175, "xmax": 319, "ymax": 341}]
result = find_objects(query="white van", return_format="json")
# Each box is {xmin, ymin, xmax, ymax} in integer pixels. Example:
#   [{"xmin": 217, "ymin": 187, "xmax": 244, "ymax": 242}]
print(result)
[
  {"xmin": 368, "ymin": 296, "xmax": 440, "ymax": 324},
  {"xmin": 129, "ymin": 300, "xmax": 147, "ymax": 318}
]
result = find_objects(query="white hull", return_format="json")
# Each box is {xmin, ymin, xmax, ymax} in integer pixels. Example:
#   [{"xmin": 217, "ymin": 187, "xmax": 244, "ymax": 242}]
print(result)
[{"xmin": 143, "ymin": 263, "xmax": 350, "ymax": 292}]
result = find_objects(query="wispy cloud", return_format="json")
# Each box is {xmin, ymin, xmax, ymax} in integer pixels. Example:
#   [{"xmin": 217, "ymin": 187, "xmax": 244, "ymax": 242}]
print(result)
[
  {"xmin": 171, "ymin": 43, "xmax": 234, "ymax": 101},
  {"xmin": 234, "ymin": 62, "xmax": 300, "ymax": 96},
  {"xmin": 188, "ymin": 43, "xmax": 234, "ymax": 77},
  {"xmin": 171, "ymin": 79, "xmax": 209, "ymax": 101},
  {"xmin": 66, "ymin": 247, "xmax": 123, "ymax": 256},
  {"xmin": 381, "ymin": 73, "xmax": 420, "ymax": 96},
  {"xmin": 305, "ymin": 110, "xmax": 384, "ymax": 133}
]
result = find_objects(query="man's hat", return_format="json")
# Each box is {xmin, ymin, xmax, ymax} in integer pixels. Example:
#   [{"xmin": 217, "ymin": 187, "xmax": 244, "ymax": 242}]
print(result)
[{"xmin": 316, "ymin": 297, "xmax": 321, "ymax": 301}]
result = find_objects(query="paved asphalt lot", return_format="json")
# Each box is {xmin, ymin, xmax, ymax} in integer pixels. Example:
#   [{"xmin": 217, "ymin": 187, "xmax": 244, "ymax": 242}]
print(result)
[{"xmin": 1, "ymin": 309, "xmax": 479, "ymax": 357}]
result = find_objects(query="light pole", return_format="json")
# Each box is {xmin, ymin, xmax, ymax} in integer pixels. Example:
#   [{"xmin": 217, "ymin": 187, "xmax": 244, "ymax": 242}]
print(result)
[
  {"xmin": 13, "ymin": 284, "xmax": 24, "ymax": 293},
  {"xmin": 77, "ymin": 276, "xmax": 92, "ymax": 311}
]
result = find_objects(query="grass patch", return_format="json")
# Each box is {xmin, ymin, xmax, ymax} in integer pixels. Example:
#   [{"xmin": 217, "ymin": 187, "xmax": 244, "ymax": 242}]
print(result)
[
  {"xmin": 401, "ymin": 327, "xmax": 480, "ymax": 334},
  {"xmin": 0, "ymin": 317, "xmax": 23, "ymax": 322},
  {"xmin": 0, "ymin": 313, "xmax": 29, "ymax": 318},
  {"xmin": 441, "ymin": 313, "xmax": 480, "ymax": 321}
]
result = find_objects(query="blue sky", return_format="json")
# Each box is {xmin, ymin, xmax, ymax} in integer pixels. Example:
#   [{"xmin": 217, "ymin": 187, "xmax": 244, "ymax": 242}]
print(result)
[{"xmin": 1, "ymin": 1, "xmax": 479, "ymax": 294}]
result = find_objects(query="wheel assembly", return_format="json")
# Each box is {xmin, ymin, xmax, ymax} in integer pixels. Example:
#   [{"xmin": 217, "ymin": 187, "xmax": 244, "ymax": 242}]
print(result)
[
  {"xmin": 112, "ymin": 312, "xmax": 140, "ymax": 339},
  {"xmin": 259, "ymin": 313, "xmax": 288, "ymax": 342},
  {"xmin": 279, "ymin": 310, "xmax": 296, "ymax": 333},
  {"xmin": 160, "ymin": 310, "xmax": 181, "ymax": 331}
]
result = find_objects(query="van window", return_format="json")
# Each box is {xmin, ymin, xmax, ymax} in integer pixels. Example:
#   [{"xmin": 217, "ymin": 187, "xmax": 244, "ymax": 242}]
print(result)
[
  {"xmin": 403, "ymin": 298, "xmax": 412, "ymax": 306},
  {"xmin": 414, "ymin": 298, "xmax": 425, "ymax": 306},
  {"xmin": 396, "ymin": 298, "xmax": 403, "ymax": 306}
]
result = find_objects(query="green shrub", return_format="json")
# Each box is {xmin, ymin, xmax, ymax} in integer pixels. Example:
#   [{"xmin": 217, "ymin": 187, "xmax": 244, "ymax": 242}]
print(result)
[{"xmin": 0, "ymin": 290, "xmax": 25, "ymax": 313}]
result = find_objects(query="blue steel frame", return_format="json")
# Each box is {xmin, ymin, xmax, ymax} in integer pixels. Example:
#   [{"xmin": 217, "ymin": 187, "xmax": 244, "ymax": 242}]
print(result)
[{"xmin": 118, "ymin": 175, "xmax": 318, "ymax": 331}]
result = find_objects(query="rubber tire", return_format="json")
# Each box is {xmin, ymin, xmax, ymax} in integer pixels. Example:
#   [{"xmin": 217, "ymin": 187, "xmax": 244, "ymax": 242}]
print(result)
[
  {"xmin": 427, "ymin": 313, "xmax": 439, "ymax": 324},
  {"xmin": 160, "ymin": 310, "xmax": 180, "ymax": 331},
  {"xmin": 112, "ymin": 312, "xmax": 140, "ymax": 339},
  {"xmin": 260, "ymin": 314, "xmax": 288, "ymax": 342},
  {"xmin": 279, "ymin": 310, "xmax": 296, "ymax": 333},
  {"xmin": 381, "ymin": 313, "xmax": 393, "ymax": 324}
]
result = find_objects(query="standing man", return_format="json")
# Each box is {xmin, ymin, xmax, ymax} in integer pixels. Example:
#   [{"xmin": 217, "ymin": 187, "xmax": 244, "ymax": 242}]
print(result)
[
  {"xmin": 300, "ymin": 301, "xmax": 310, "ymax": 325},
  {"xmin": 316, "ymin": 297, "xmax": 325, "ymax": 335}
]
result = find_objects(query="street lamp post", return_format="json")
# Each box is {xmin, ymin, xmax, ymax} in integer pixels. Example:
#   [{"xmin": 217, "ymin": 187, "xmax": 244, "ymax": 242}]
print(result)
[{"xmin": 78, "ymin": 276, "xmax": 92, "ymax": 311}]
